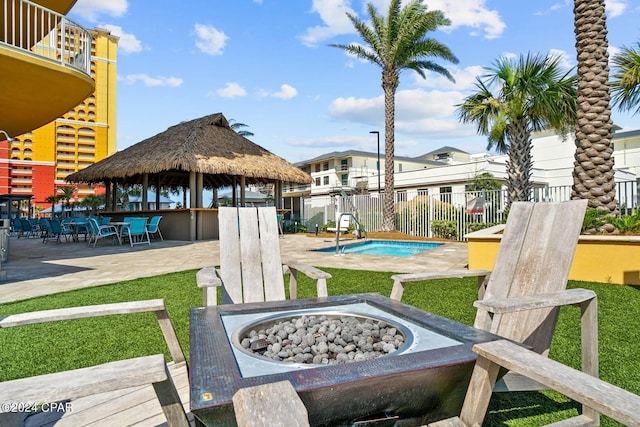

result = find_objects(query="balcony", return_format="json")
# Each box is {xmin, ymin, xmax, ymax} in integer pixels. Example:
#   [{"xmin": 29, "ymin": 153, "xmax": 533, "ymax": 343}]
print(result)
[{"xmin": 0, "ymin": 0, "xmax": 94, "ymax": 137}]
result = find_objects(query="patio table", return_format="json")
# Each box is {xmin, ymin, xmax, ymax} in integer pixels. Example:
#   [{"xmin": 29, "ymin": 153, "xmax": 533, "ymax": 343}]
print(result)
[{"xmin": 189, "ymin": 293, "xmax": 500, "ymax": 426}]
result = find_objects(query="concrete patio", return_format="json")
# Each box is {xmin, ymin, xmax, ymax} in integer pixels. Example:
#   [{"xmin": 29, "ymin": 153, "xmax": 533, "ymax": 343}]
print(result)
[{"xmin": 0, "ymin": 234, "xmax": 468, "ymax": 304}]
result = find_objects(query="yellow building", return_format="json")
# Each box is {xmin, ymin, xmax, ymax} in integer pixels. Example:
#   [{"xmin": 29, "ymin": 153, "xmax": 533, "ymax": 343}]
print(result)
[{"xmin": 10, "ymin": 27, "xmax": 118, "ymax": 209}]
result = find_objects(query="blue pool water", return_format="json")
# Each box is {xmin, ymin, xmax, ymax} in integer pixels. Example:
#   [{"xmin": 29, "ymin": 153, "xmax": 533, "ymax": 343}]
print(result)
[{"xmin": 314, "ymin": 240, "xmax": 443, "ymax": 257}]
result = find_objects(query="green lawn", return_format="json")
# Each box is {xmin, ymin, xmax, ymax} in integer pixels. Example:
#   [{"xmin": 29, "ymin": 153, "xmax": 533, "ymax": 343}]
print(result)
[{"xmin": 0, "ymin": 267, "xmax": 638, "ymax": 426}]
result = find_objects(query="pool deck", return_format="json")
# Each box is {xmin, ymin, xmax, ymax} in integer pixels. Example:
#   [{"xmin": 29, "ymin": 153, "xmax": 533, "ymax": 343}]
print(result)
[{"xmin": 0, "ymin": 234, "xmax": 468, "ymax": 304}]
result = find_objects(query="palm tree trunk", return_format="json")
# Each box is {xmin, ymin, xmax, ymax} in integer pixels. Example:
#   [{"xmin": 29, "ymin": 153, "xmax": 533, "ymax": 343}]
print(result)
[
  {"xmin": 506, "ymin": 121, "xmax": 533, "ymax": 205},
  {"xmin": 572, "ymin": 0, "xmax": 617, "ymax": 213},
  {"xmin": 382, "ymin": 76, "xmax": 396, "ymax": 232}
]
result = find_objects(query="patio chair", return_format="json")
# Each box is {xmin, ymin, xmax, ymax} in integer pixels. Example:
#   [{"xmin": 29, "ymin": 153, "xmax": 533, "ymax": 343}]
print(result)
[
  {"xmin": 87, "ymin": 217, "xmax": 121, "ymax": 247},
  {"xmin": 389, "ymin": 200, "xmax": 599, "ymax": 400},
  {"xmin": 0, "ymin": 299, "xmax": 191, "ymax": 427},
  {"xmin": 147, "ymin": 215, "xmax": 164, "ymax": 240},
  {"xmin": 123, "ymin": 217, "xmax": 151, "ymax": 247},
  {"xmin": 428, "ymin": 339, "xmax": 640, "ymax": 427},
  {"xmin": 197, "ymin": 206, "xmax": 331, "ymax": 305},
  {"xmin": 17, "ymin": 218, "xmax": 36, "ymax": 238}
]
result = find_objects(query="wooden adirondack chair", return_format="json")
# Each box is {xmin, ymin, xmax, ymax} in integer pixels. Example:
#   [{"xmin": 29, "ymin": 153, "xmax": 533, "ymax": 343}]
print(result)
[
  {"xmin": 197, "ymin": 206, "xmax": 331, "ymax": 305},
  {"xmin": 389, "ymin": 200, "xmax": 599, "ymax": 396},
  {"xmin": 0, "ymin": 300, "xmax": 192, "ymax": 427},
  {"xmin": 428, "ymin": 340, "xmax": 640, "ymax": 427}
]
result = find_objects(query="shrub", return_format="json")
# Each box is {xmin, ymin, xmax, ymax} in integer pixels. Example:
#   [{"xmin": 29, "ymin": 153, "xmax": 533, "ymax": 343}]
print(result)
[
  {"xmin": 467, "ymin": 222, "xmax": 497, "ymax": 233},
  {"xmin": 431, "ymin": 220, "xmax": 457, "ymax": 239},
  {"xmin": 610, "ymin": 210, "xmax": 640, "ymax": 234},
  {"xmin": 582, "ymin": 208, "xmax": 608, "ymax": 233}
]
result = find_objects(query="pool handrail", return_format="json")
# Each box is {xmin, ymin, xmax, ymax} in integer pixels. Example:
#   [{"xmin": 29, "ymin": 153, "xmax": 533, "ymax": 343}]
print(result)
[{"xmin": 335, "ymin": 212, "xmax": 367, "ymax": 255}]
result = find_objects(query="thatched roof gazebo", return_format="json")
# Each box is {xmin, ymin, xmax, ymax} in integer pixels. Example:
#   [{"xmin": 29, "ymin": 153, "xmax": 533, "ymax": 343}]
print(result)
[{"xmin": 66, "ymin": 113, "xmax": 311, "ymax": 211}]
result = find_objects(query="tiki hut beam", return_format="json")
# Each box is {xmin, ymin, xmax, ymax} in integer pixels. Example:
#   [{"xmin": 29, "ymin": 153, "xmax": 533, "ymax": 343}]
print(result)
[{"xmin": 142, "ymin": 174, "xmax": 149, "ymax": 210}]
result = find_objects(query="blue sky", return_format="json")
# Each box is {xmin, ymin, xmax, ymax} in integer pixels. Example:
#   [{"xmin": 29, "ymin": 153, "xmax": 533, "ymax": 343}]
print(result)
[{"xmin": 68, "ymin": 0, "xmax": 640, "ymax": 163}]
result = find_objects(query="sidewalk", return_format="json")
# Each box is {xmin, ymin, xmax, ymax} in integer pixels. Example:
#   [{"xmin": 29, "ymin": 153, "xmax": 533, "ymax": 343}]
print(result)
[{"xmin": 0, "ymin": 234, "xmax": 468, "ymax": 304}]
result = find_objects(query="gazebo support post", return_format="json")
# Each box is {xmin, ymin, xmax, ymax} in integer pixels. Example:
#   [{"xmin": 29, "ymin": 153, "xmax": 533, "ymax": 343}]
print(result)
[
  {"xmin": 189, "ymin": 171, "xmax": 197, "ymax": 241},
  {"xmin": 275, "ymin": 180, "xmax": 282, "ymax": 209},
  {"xmin": 111, "ymin": 183, "xmax": 118, "ymax": 211},
  {"xmin": 197, "ymin": 172, "xmax": 203, "ymax": 208},
  {"xmin": 156, "ymin": 175, "xmax": 161, "ymax": 210},
  {"xmin": 105, "ymin": 180, "xmax": 111, "ymax": 211},
  {"xmin": 142, "ymin": 174, "xmax": 149, "ymax": 210},
  {"xmin": 240, "ymin": 176, "xmax": 246, "ymax": 207},
  {"xmin": 232, "ymin": 177, "xmax": 237, "ymax": 206}
]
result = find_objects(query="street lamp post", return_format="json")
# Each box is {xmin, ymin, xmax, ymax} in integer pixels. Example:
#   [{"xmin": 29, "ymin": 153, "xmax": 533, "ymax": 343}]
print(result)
[{"xmin": 369, "ymin": 131, "xmax": 380, "ymax": 193}]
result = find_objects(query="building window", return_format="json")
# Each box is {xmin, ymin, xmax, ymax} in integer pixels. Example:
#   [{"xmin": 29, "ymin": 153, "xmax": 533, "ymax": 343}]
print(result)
[
  {"xmin": 439, "ymin": 186, "xmax": 452, "ymax": 204},
  {"xmin": 323, "ymin": 176, "xmax": 329, "ymax": 185},
  {"xmin": 340, "ymin": 159, "xmax": 348, "ymax": 171},
  {"xmin": 398, "ymin": 163, "xmax": 403, "ymax": 172},
  {"xmin": 315, "ymin": 164, "xmax": 320, "ymax": 172},
  {"xmin": 323, "ymin": 162, "xmax": 329, "ymax": 171},
  {"xmin": 341, "ymin": 174, "xmax": 348, "ymax": 186},
  {"xmin": 315, "ymin": 177, "xmax": 321, "ymax": 186}
]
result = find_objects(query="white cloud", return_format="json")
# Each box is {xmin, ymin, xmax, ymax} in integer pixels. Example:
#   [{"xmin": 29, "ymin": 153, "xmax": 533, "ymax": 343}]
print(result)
[
  {"xmin": 427, "ymin": 0, "xmax": 506, "ymax": 39},
  {"xmin": 72, "ymin": 0, "xmax": 128, "ymax": 22},
  {"xmin": 272, "ymin": 84, "xmax": 299, "ymax": 99},
  {"xmin": 216, "ymin": 82, "xmax": 247, "ymax": 98},
  {"xmin": 300, "ymin": 0, "xmax": 358, "ymax": 46},
  {"xmin": 548, "ymin": 49, "xmax": 574, "ymax": 70},
  {"xmin": 258, "ymin": 84, "xmax": 299, "ymax": 100},
  {"xmin": 606, "ymin": 0, "xmax": 627, "ymax": 17},
  {"xmin": 98, "ymin": 24, "xmax": 141, "ymax": 54},
  {"xmin": 328, "ymin": 88, "xmax": 468, "ymax": 137},
  {"xmin": 120, "ymin": 74, "xmax": 183, "ymax": 87},
  {"xmin": 194, "ymin": 24, "xmax": 228, "ymax": 56},
  {"xmin": 303, "ymin": 0, "xmax": 505, "ymax": 46}
]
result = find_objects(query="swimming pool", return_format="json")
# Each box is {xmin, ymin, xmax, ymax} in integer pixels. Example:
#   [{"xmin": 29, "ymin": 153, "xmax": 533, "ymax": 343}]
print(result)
[{"xmin": 314, "ymin": 240, "xmax": 443, "ymax": 257}]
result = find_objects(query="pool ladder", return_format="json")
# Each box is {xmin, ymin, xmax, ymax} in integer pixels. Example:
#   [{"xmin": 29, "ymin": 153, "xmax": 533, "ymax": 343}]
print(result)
[{"xmin": 335, "ymin": 212, "xmax": 367, "ymax": 256}]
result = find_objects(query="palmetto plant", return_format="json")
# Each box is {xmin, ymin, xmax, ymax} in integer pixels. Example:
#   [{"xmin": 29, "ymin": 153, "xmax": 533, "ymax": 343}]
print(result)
[
  {"xmin": 330, "ymin": 0, "xmax": 458, "ymax": 231},
  {"xmin": 229, "ymin": 119, "xmax": 254, "ymax": 137},
  {"xmin": 456, "ymin": 53, "xmax": 577, "ymax": 206},
  {"xmin": 611, "ymin": 42, "xmax": 640, "ymax": 116},
  {"xmin": 572, "ymin": 0, "xmax": 617, "ymax": 214},
  {"xmin": 57, "ymin": 186, "xmax": 76, "ymax": 215}
]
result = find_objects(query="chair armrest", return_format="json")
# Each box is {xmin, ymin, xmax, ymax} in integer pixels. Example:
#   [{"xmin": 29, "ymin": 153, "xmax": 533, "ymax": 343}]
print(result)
[
  {"xmin": 197, "ymin": 266, "xmax": 222, "ymax": 306},
  {"xmin": 474, "ymin": 288, "xmax": 597, "ymax": 314},
  {"xmin": 196, "ymin": 266, "xmax": 222, "ymax": 288},
  {"xmin": 0, "ymin": 354, "xmax": 168, "ymax": 407},
  {"xmin": 473, "ymin": 340, "xmax": 638, "ymax": 426},
  {"xmin": 0, "ymin": 299, "xmax": 185, "ymax": 365},
  {"xmin": 284, "ymin": 261, "xmax": 331, "ymax": 299},
  {"xmin": 390, "ymin": 269, "xmax": 491, "ymax": 301},
  {"xmin": 233, "ymin": 380, "xmax": 310, "ymax": 427},
  {"xmin": 285, "ymin": 261, "xmax": 332, "ymax": 280}
]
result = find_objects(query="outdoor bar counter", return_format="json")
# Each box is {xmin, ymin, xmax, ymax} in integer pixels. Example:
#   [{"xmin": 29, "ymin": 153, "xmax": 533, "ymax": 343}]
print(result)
[{"xmin": 102, "ymin": 208, "xmax": 219, "ymax": 241}]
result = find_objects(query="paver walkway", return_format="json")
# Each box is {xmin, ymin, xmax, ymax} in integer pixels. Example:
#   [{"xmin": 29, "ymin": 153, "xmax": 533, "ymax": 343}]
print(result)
[{"xmin": 0, "ymin": 234, "xmax": 468, "ymax": 304}]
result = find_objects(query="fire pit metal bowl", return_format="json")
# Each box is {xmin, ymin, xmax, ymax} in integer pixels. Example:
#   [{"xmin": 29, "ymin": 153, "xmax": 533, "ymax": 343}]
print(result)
[{"xmin": 190, "ymin": 293, "xmax": 499, "ymax": 427}]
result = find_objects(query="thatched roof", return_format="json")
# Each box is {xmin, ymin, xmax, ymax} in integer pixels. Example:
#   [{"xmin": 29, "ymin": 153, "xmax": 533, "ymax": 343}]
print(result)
[{"xmin": 66, "ymin": 113, "xmax": 311, "ymax": 189}]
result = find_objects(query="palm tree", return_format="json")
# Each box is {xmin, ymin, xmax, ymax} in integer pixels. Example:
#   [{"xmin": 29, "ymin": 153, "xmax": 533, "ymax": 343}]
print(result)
[
  {"xmin": 457, "ymin": 53, "xmax": 577, "ymax": 206},
  {"xmin": 572, "ymin": 0, "xmax": 617, "ymax": 214},
  {"xmin": 229, "ymin": 119, "xmax": 254, "ymax": 137},
  {"xmin": 611, "ymin": 42, "xmax": 640, "ymax": 116},
  {"xmin": 45, "ymin": 194, "xmax": 59, "ymax": 215},
  {"xmin": 78, "ymin": 194, "xmax": 105, "ymax": 216},
  {"xmin": 330, "ymin": 0, "xmax": 458, "ymax": 231},
  {"xmin": 57, "ymin": 186, "xmax": 76, "ymax": 216}
]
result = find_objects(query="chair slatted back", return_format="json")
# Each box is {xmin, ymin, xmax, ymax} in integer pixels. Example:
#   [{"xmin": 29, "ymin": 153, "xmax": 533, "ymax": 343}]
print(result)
[
  {"xmin": 219, "ymin": 207, "xmax": 285, "ymax": 304},
  {"xmin": 476, "ymin": 200, "xmax": 588, "ymax": 356}
]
